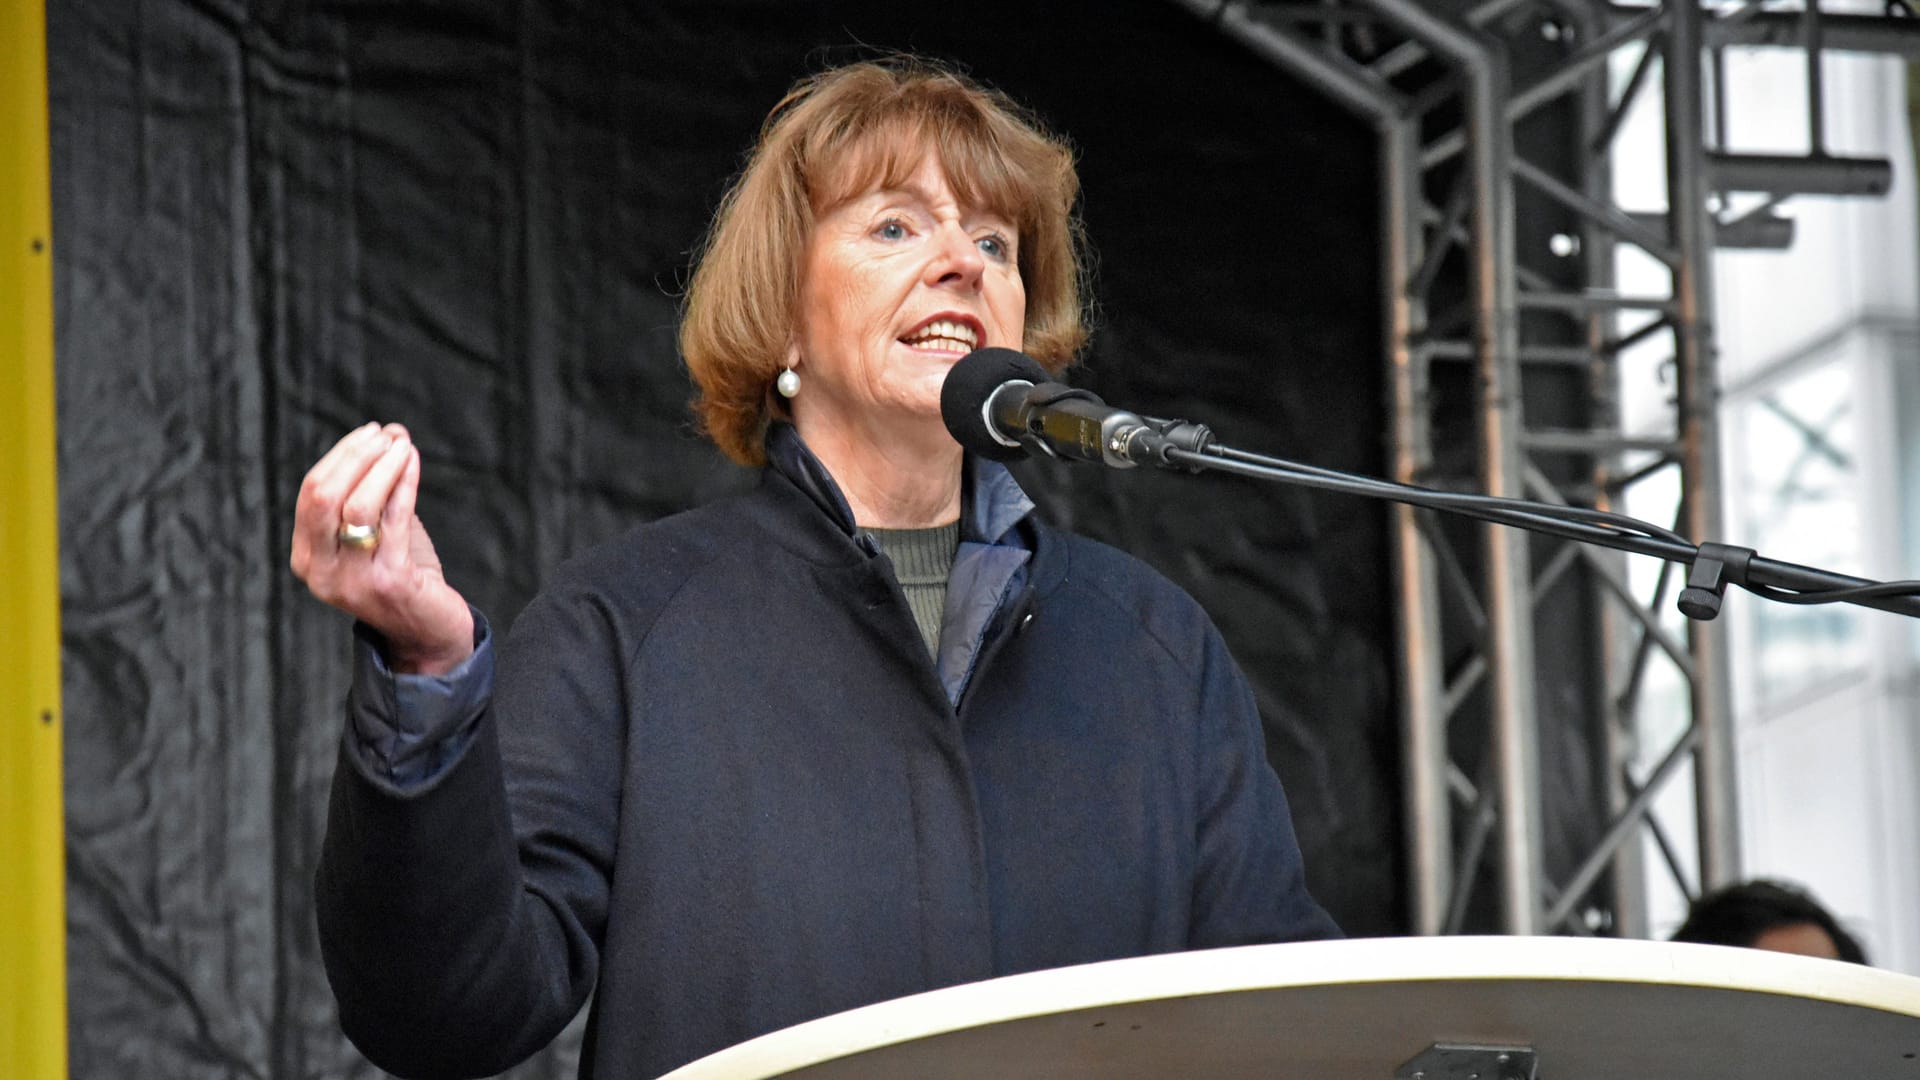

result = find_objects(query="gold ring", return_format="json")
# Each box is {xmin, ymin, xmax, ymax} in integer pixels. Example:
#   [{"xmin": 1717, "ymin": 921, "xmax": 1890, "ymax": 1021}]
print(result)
[{"xmin": 336, "ymin": 522, "xmax": 380, "ymax": 552}]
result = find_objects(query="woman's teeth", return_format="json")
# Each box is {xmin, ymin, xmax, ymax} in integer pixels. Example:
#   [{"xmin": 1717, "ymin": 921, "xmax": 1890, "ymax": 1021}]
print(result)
[{"xmin": 901, "ymin": 320, "xmax": 979, "ymax": 352}]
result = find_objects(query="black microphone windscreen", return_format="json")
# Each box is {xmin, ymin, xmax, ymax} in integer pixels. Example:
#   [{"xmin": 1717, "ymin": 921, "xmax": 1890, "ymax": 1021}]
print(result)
[{"xmin": 941, "ymin": 347, "xmax": 1050, "ymax": 462}]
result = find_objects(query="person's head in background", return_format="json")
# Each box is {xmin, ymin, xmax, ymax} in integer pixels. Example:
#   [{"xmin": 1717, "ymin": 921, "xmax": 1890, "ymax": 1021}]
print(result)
[{"xmin": 1670, "ymin": 879, "xmax": 1868, "ymax": 964}]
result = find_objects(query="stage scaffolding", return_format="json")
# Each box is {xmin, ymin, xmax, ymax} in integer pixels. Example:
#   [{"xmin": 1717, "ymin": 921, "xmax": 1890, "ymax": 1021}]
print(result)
[{"xmin": 1170, "ymin": 0, "xmax": 1909, "ymax": 936}]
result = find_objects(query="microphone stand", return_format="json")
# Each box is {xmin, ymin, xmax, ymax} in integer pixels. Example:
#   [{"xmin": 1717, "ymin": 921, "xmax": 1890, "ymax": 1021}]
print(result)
[{"xmin": 1115, "ymin": 418, "xmax": 1920, "ymax": 622}]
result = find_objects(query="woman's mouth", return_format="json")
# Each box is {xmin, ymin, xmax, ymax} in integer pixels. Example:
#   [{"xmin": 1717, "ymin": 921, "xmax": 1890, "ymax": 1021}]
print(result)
[{"xmin": 899, "ymin": 317, "xmax": 981, "ymax": 354}]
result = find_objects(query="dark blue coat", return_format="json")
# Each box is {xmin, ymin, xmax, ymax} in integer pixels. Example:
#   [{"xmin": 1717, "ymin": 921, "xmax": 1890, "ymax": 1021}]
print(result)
[{"xmin": 316, "ymin": 427, "xmax": 1338, "ymax": 1079}]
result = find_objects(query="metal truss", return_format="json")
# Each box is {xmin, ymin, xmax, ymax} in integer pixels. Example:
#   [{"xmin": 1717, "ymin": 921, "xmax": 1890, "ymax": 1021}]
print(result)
[{"xmin": 1169, "ymin": 0, "xmax": 1908, "ymax": 935}]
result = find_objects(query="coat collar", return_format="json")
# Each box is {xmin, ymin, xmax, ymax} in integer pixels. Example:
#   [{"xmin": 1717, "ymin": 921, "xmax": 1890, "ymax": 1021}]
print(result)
[
  {"xmin": 763, "ymin": 422, "xmax": 1033, "ymax": 549},
  {"xmin": 763, "ymin": 422, "xmax": 1037, "ymax": 705}
]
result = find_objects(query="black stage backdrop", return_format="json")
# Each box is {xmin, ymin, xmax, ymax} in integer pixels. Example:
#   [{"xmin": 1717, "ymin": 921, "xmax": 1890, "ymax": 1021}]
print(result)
[{"xmin": 50, "ymin": 2, "xmax": 1402, "ymax": 1076}]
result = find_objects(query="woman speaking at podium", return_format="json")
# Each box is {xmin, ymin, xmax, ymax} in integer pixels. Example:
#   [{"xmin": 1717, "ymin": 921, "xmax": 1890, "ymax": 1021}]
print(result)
[{"xmin": 290, "ymin": 57, "xmax": 1339, "ymax": 1079}]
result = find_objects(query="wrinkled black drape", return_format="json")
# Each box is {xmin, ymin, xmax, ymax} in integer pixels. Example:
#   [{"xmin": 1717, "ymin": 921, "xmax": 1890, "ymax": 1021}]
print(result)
[{"xmin": 52, "ymin": 2, "xmax": 1398, "ymax": 1076}]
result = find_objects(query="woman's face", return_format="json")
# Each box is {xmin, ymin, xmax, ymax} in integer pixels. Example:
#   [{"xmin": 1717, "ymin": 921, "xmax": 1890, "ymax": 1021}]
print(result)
[{"xmin": 788, "ymin": 149, "xmax": 1026, "ymax": 437}]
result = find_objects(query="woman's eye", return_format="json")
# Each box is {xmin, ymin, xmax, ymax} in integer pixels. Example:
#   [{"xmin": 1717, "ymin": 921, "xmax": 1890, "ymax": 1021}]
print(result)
[
  {"xmin": 977, "ymin": 233, "xmax": 1011, "ymax": 261},
  {"xmin": 874, "ymin": 219, "xmax": 909, "ymax": 242}
]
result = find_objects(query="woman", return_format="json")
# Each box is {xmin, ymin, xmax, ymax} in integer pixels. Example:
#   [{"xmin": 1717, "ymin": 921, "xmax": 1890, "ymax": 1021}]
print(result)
[{"xmin": 293, "ymin": 58, "xmax": 1337, "ymax": 1080}]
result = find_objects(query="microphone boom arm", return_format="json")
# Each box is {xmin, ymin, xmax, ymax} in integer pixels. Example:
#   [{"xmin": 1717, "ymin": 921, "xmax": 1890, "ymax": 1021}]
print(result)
[{"xmin": 1120, "ymin": 435, "xmax": 1920, "ymax": 622}]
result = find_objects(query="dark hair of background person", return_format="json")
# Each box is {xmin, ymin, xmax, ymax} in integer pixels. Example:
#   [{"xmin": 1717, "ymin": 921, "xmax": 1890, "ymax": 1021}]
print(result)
[{"xmin": 1670, "ymin": 879, "xmax": 1868, "ymax": 964}]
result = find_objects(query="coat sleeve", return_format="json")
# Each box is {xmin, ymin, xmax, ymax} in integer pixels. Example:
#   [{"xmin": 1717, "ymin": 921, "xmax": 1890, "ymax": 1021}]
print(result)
[
  {"xmin": 341, "ymin": 613, "xmax": 493, "ymax": 790},
  {"xmin": 1186, "ymin": 625, "xmax": 1344, "ymax": 948},
  {"xmin": 315, "ymin": 579, "xmax": 628, "ymax": 1079}
]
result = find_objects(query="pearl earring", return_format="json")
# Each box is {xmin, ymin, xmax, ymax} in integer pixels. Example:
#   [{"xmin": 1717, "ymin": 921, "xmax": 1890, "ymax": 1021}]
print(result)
[{"xmin": 776, "ymin": 365, "xmax": 800, "ymax": 399}]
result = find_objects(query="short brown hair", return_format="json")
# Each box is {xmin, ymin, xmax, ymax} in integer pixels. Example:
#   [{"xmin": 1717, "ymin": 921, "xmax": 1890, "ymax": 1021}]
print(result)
[{"xmin": 681, "ymin": 57, "xmax": 1089, "ymax": 466}]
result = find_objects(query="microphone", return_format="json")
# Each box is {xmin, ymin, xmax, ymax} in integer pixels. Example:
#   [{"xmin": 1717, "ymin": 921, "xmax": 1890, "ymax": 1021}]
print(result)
[
  {"xmin": 940, "ymin": 348, "xmax": 1215, "ymax": 468},
  {"xmin": 941, "ymin": 348, "xmax": 1206, "ymax": 468}
]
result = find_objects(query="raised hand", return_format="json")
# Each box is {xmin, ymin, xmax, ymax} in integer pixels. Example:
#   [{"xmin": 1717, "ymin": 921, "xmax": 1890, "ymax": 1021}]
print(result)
[{"xmin": 290, "ymin": 422, "xmax": 476, "ymax": 675}]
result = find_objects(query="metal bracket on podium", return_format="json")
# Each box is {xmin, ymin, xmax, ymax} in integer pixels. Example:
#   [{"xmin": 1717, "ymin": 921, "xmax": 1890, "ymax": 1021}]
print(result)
[{"xmin": 1395, "ymin": 1042, "xmax": 1539, "ymax": 1080}]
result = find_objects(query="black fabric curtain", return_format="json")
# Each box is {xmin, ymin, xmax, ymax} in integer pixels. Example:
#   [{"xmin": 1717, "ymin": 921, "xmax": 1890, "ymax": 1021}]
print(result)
[{"xmin": 51, "ymin": 3, "xmax": 1398, "ymax": 1075}]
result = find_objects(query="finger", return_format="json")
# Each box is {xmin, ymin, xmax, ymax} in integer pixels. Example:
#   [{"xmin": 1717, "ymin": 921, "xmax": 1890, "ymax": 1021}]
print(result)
[
  {"xmin": 339, "ymin": 433, "xmax": 412, "ymax": 535},
  {"xmin": 296, "ymin": 423, "xmax": 388, "ymax": 539},
  {"xmin": 293, "ymin": 422, "xmax": 382, "ymax": 573},
  {"xmin": 299, "ymin": 422, "xmax": 385, "ymax": 512},
  {"xmin": 306, "ymin": 430, "xmax": 396, "ymax": 545},
  {"xmin": 374, "ymin": 445, "xmax": 422, "ymax": 574}
]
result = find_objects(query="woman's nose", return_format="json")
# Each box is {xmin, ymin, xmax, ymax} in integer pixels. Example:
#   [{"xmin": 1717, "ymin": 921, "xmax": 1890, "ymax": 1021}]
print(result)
[{"xmin": 926, "ymin": 224, "xmax": 984, "ymax": 288}]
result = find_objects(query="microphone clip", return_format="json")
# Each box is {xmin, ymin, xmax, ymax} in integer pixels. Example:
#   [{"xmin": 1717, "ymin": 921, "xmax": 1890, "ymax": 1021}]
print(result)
[{"xmin": 1128, "ymin": 416, "xmax": 1216, "ymax": 470}]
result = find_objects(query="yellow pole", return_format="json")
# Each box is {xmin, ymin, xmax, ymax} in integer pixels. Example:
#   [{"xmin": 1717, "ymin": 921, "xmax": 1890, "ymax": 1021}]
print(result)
[{"xmin": 0, "ymin": 0, "xmax": 68, "ymax": 1076}]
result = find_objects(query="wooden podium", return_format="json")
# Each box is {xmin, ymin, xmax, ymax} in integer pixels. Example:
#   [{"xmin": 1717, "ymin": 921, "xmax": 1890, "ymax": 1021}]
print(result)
[{"xmin": 661, "ymin": 936, "xmax": 1920, "ymax": 1079}]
